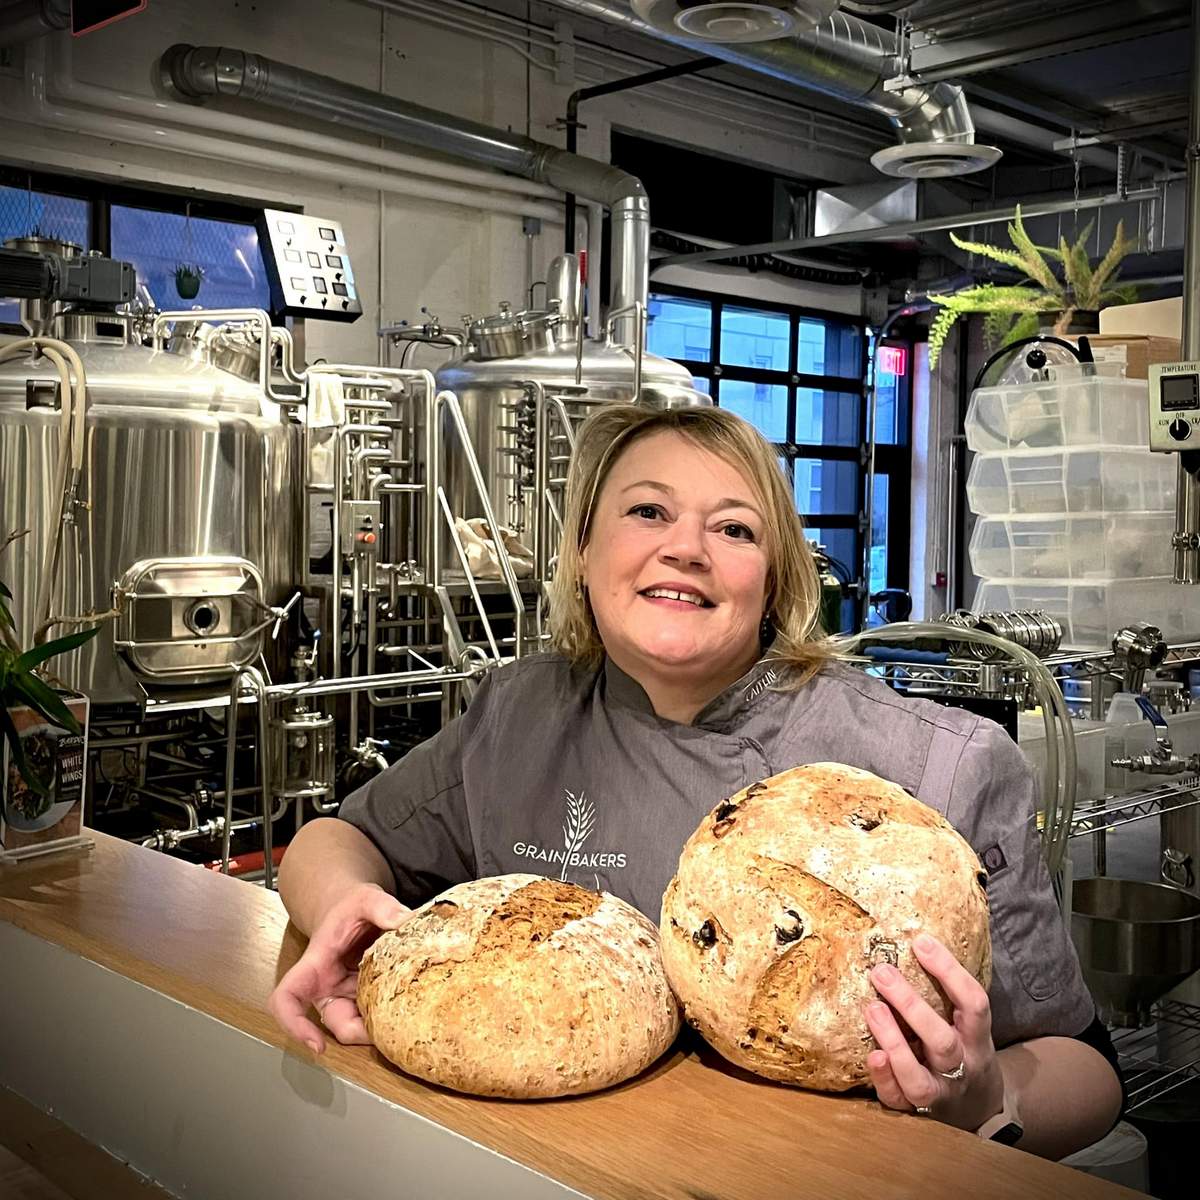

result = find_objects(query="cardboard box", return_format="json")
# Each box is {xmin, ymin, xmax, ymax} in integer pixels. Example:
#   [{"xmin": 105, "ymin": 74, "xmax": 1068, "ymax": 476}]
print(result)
[
  {"xmin": 1099, "ymin": 297, "xmax": 1182, "ymax": 338},
  {"xmin": 1079, "ymin": 335, "xmax": 1181, "ymax": 379}
]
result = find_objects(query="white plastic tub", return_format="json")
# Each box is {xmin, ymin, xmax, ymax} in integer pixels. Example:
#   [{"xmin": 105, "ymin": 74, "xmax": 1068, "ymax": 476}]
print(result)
[
  {"xmin": 966, "ymin": 364, "xmax": 1148, "ymax": 452},
  {"xmin": 970, "ymin": 512, "xmax": 1177, "ymax": 580},
  {"xmin": 967, "ymin": 447, "xmax": 1178, "ymax": 515}
]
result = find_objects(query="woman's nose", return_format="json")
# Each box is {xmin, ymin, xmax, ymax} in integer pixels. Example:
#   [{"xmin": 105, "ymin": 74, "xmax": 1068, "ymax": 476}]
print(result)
[{"xmin": 659, "ymin": 515, "xmax": 709, "ymax": 568}]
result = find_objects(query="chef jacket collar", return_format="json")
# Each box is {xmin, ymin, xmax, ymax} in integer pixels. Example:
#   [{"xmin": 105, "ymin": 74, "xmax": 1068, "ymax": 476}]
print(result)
[{"xmin": 602, "ymin": 655, "xmax": 782, "ymax": 731}]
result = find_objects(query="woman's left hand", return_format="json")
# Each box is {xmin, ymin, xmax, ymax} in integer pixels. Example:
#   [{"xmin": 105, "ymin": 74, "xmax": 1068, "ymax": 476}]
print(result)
[{"xmin": 864, "ymin": 932, "xmax": 1005, "ymax": 1131}]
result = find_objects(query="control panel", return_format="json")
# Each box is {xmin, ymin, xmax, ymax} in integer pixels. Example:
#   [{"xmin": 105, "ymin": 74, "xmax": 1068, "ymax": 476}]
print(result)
[
  {"xmin": 1148, "ymin": 361, "xmax": 1200, "ymax": 452},
  {"xmin": 340, "ymin": 499, "xmax": 380, "ymax": 557},
  {"xmin": 258, "ymin": 208, "xmax": 362, "ymax": 323}
]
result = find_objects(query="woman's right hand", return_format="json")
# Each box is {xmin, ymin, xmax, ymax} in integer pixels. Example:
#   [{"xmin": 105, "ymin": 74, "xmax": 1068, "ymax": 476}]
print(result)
[{"xmin": 268, "ymin": 881, "xmax": 411, "ymax": 1054}]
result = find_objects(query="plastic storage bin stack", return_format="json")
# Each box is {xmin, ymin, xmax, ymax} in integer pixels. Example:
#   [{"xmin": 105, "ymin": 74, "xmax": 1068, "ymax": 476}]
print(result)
[{"xmin": 966, "ymin": 363, "xmax": 1193, "ymax": 648}]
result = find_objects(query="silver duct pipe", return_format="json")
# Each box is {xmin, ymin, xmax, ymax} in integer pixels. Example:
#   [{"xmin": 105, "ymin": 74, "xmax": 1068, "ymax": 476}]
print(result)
[
  {"xmin": 1176, "ymin": 0, "xmax": 1200, "ymax": 584},
  {"xmin": 158, "ymin": 45, "xmax": 648, "ymax": 347},
  {"xmin": 547, "ymin": 1, "xmax": 994, "ymax": 173},
  {"xmin": 0, "ymin": 0, "xmax": 68, "ymax": 45}
]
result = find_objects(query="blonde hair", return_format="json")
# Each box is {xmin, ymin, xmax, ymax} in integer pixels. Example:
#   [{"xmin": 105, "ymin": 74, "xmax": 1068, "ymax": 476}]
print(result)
[{"xmin": 548, "ymin": 404, "xmax": 834, "ymax": 684}]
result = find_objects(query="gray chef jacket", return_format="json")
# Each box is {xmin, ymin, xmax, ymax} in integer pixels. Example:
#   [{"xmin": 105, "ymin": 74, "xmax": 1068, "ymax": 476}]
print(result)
[{"xmin": 340, "ymin": 652, "xmax": 1097, "ymax": 1049}]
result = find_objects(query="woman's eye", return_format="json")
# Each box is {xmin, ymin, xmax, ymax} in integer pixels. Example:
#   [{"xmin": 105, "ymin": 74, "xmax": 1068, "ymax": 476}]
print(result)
[
  {"xmin": 629, "ymin": 504, "xmax": 662, "ymax": 520},
  {"xmin": 721, "ymin": 522, "xmax": 755, "ymax": 541}
]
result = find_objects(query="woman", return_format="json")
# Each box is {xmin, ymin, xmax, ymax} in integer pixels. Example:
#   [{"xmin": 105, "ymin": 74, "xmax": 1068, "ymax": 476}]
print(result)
[{"xmin": 271, "ymin": 405, "xmax": 1121, "ymax": 1159}]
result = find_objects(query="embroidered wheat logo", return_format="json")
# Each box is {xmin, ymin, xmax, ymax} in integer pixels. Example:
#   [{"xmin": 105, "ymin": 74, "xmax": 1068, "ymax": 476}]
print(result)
[{"xmin": 560, "ymin": 788, "xmax": 596, "ymax": 881}]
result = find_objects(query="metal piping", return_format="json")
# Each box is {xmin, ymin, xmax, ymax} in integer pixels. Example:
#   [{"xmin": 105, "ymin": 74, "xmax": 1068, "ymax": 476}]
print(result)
[
  {"xmin": 1176, "ymin": 0, "xmax": 1200, "ymax": 584},
  {"xmin": 0, "ymin": 0, "xmax": 68, "ymax": 45},
  {"xmin": 546, "ymin": 1, "xmax": 981, "ymax": 151},
  {"xmin": 158, "ymin": 44, "xmax": 649, "ymax": 348}
]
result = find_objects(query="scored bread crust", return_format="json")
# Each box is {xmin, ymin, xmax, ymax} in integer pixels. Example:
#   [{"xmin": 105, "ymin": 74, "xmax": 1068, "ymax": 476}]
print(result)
[
  {"xmin": 358, "ymin": 874, "xmax": 681, "ymax": 1098},
  {"xmin": 659, "ymin": 764, "xmax": 991, "ymax": 1092}
]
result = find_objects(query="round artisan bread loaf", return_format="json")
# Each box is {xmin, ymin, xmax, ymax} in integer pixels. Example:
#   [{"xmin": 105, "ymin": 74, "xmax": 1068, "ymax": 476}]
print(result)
[
  {"xmin": 660, "ymin": 763, "xmax": 991, "ymax": 1092},
  {"xmin": 358, "ymin": 873, "xmax": 680, "ymax": 1097}
]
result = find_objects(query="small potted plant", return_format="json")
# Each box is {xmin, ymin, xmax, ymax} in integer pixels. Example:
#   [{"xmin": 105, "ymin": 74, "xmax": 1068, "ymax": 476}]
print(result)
[
  {"xmin": 927, "ymin": 207, "xmax": 1137, "ymax": 366},
  {"xmin": 174, "ymin": 262, "xmax": 205, "ymax": 301},
  {"xmin": 1, "ymin": 531, "xmax": 98, "ymax": 806}
]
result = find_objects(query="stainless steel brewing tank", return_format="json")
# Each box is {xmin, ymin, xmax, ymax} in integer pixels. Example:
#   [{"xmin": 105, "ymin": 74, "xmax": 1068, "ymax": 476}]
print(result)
[
  {"xmin": 0, "ymin": 324, "xmax": 299, "ymax": 708},
  {"xmin": 434, "ymin": 338, "xmax": 706, "ymax": 552}
]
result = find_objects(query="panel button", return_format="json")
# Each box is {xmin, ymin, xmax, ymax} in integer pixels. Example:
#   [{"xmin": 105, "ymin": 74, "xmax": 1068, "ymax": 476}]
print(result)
[{"xmin": 1170, "ymin": 418, "xmax": 1193, "ymax": 441}]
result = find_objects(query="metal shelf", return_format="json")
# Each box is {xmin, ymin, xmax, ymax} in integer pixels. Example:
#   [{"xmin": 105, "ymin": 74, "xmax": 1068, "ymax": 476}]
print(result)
[
  {"xmin": 1069, "ymin": 775, "xmax": 1200, "ymax": 838},
  {"xmin": 1114, "ymin": 1001, "xmax": 1200, "ymax": 1111}
]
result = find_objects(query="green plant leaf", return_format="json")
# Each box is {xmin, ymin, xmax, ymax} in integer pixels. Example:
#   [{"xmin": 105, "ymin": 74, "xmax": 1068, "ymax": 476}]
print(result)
[
  {"xmin": 16, "ymin": 625, "xmax": 100, "ymax": 673},
  {"xmin": 1090, "ymin": 221, "xmax": 1138, "ymax": 300},
  {"xmin": 1004, "ymin": 311, "xmax": 1044, "ymax": 346},
  {"xmin": 949, "ymin": 231, "xmax": 1032, "ymax": 274},
  {"xmin": 1008, "ymin": 207, "xmax": 1063, "ymax": 294},
  {"xmin": 983, "ymin": 308, "xmax": 1019, "ymax": 350},
  {"xmin": 8, "ymin": 672, "xmax": 79, "ymax": 733},
  {"xmin": 1064, "ymin": 223, "xmax": 1097, "ymax": 307},
  {"xmin": 927, "ymin": 304, "xmax": 961, "ymax": 368},
  {"xmin": 0, "ymin": 580, "xmax": 11, "ymax": 600},
  {"xmin": 927, "ymin": 284, "xmax": 1060, "ymax": 315},
  {"xmin": 0, "ymin": 705, "xmax": 50, "ymax": 797}
]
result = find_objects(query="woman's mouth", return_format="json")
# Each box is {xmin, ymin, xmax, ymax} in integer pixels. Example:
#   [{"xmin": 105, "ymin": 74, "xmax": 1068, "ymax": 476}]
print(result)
[{"xmin": 640, "ymin": 587, "xmax": 713, "ymax": 609}]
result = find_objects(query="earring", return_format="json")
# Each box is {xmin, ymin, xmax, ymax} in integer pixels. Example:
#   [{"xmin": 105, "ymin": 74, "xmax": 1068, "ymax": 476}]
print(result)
[
  {"xmin": 574, "ymin": 578, "xmax": 584, "ymax": 602},
  {"xmin": 759, "ymin": 613, "xmax": 775, "ymax": 647}
]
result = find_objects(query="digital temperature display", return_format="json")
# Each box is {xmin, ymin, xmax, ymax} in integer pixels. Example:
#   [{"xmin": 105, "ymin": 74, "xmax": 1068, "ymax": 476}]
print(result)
[{"xmin": 1161, "ymin": 373, "xmax": 1200, "ymax": 412}]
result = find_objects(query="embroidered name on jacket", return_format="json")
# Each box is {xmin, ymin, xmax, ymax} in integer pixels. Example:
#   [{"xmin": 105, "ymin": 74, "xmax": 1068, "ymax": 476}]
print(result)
[{"xmin": 512, "ymin": 789, "xmax": 628, "ymax": 881}]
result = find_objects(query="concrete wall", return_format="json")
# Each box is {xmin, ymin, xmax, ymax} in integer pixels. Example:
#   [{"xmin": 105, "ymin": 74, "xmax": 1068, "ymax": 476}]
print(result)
[{"xmin": 0, "ymin": 0, "xmax": 877, "ymax": 367}]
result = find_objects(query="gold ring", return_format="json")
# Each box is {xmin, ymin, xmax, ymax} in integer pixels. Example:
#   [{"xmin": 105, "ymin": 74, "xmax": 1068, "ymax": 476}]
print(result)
[{"xmin": 915, "ymin": 1106, "xmax": 933, "ymax": 1116}]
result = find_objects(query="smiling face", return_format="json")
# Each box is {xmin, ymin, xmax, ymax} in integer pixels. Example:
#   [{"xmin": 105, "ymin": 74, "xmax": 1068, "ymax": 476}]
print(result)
[{"xmin": 579, "ymin": 430, "xmax": 771, "ymax": 706}]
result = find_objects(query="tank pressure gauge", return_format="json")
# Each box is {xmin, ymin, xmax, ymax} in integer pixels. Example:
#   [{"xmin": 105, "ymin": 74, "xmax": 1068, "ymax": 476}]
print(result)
[{"xmin": 1148, "ymin": 362, "xmax": 1200, "ymax": 451}]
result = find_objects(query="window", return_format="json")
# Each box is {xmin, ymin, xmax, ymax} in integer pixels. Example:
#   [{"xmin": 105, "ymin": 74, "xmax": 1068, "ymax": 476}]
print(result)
[
  {"xmin": 647, "ymin": 288, "xmax": 913, "ymax": 629},
  {"xmin": 868, "ymin": 340, "xmax": 912, "ymax": 595},
  {"xmin": 0, "ymin": 182, "xmax": 91, "ymax": 326},
  {"xmin": 111, "ymin": 205, "xmax": 271, "ymax": 311},
  {"xmin": 0, "ymin": 167, "xmax": 281, "ymax": 332}
]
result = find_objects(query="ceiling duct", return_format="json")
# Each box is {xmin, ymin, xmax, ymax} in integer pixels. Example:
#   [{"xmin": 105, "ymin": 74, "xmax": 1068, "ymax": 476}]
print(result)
[
  {"xmin": 550, "ymin": 1, "xmax": 1001, "ymax": 178},
  {"xmin": 630, "ymin": 1, "xmax": 841, "ymax": 43},
  {"xmin": 158, "ymin": 44, "xmax": 650, "ymax": 347}
]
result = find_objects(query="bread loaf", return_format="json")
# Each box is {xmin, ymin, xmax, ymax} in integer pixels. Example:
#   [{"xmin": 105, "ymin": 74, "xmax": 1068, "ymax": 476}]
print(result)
[
  {"xmin": 660, "ymin": 764, "xmax": 991, "ymax": 1091},
  {"xmin": 358, "ymin": 874, "xmax": 680, "ymax": 1097}
]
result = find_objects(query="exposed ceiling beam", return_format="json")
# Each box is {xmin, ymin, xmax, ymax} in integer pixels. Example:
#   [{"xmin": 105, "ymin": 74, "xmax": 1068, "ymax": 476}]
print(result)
[
  {"xmin": 653, "ymin": 186, "xmax": 1162, "ymax": 268},
  {"xmin": 904, "ymin": 1, "xmax": 1189, "ymax": 83}
]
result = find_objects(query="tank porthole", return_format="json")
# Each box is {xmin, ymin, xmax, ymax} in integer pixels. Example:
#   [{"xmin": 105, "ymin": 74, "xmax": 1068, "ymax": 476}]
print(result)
[{"xmin": 185, "ymin": 600, "xmax": 220, "ymax": 636}]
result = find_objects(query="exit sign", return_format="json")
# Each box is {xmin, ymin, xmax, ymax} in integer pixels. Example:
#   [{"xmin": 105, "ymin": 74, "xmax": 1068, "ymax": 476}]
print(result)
[{"xmin": 878, "ymin": 345, "xmax": 908, "ymax": 377}]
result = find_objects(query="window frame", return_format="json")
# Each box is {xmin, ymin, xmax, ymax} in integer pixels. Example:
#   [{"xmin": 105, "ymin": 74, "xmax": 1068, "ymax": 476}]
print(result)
[
  {"xmin": 0, "ymin": 164, "xmax": 292, "ymax": 329},
  {"xmin": 647, "ymin": 284, "xmax": 913, "ymax": 619}
]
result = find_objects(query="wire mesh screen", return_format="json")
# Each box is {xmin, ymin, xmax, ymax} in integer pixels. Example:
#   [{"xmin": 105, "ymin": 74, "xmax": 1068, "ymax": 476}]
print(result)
[
  {"xmin": 0, "ymin": 183, "xmax": 91, "ymax": 326},
  {"xmin": 111, "ymin": 205, "xmax": 271, "ymax": 312}
]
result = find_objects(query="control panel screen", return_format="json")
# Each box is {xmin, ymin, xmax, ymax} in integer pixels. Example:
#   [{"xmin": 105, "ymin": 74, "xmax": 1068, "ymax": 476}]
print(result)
[
  {"xmin": 1161, "ymin": 373, "xmax": 1200, "ymax": 412},
  {"xmin": 259, "ymin": 208, "xmax": 361, "ymax": 323}
]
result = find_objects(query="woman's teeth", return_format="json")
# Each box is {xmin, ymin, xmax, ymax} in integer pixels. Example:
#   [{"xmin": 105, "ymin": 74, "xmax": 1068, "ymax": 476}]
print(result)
[{"xmin": 643, "ymin": 588, "xmax": 706, "ymax": 607}]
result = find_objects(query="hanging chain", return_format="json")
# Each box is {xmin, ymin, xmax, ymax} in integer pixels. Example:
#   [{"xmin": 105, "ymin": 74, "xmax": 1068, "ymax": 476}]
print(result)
[{"xmin": 1071, "ymin": 129, "xmax": 1082, "ymax": 217}]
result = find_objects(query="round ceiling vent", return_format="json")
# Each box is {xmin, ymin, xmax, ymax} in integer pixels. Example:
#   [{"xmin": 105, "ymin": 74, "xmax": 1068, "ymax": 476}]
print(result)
[
  {"xmin": 631, "ymin": 2, "xmax": 839, "ymax": 44},
  {"xmin": 870, "ymin": 141, "xmax": 1003, "ymax": 179}
]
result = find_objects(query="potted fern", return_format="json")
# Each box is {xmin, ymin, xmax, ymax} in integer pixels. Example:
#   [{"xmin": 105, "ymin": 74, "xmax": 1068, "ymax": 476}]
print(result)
[{"xmin": 927, "ymin": 207, "xmax": 1137, "ymax": 367}]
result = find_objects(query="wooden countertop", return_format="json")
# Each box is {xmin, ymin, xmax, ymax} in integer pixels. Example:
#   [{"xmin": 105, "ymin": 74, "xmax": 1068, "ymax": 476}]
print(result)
[{"xmin": 0, "ymin": 831, "xmax": 1137, "ymax": 1200}]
